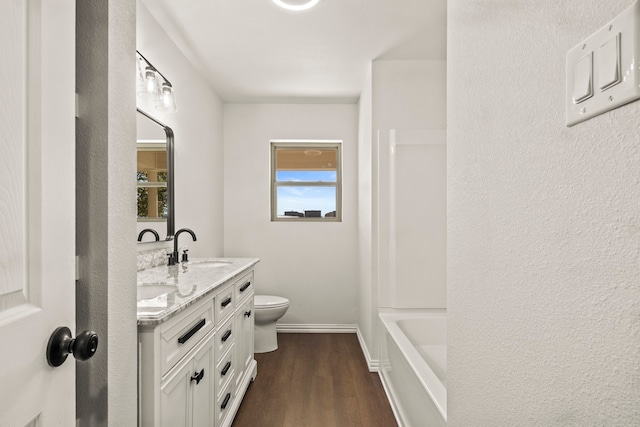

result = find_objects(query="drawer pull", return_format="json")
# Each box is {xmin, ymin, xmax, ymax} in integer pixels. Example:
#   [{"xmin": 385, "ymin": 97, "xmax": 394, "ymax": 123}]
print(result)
[
  {"xmin": 244, "ymin": 310, "xmax": 252, "ymax": 318},
  {"xmin": 221, "ymin": 393, "xmax": 231, "ymax": 410},
  {"xmin": 221, "ymin": 361, "xmax": 231, "ymax": 376},
  {"xmin": 190, "ymin": 369, "xmax": 204, "ymax": 385},
  {"xmin": 221, "ymin": 329, "xmax": 232, "ymax": 342},
  {"xmin": 221, "ymin": 297, "xmax": 232, "ymax": 308},
  {"xmin": 239, "ymin": 281, "xmax": 251, "ymax": 292},
  {"xmin": 178, "ymin": 319, "xmax": 206, "ymax": 345}
]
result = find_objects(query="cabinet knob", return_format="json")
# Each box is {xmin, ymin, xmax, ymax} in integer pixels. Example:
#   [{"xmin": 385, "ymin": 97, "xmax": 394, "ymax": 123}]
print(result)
[
  {"xmin": 190, "ymin": 368, "xmax": 205, "ymax": 385},
  {"xmin": 244, "ymin": 310, "xmax": 252, "ymax": 317}
]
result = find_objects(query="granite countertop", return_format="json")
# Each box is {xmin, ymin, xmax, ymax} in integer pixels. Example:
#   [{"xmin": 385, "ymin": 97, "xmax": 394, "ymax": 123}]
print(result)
[{"xmin": 137, "ymin": 257, "xmax": 260, "ymax": 326}]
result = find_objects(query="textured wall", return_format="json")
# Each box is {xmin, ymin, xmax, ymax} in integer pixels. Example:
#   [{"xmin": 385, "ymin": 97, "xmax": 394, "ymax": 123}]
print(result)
[
  {"xmin": 448, "ymin": 0, "xmax": 640, "ymax": 424},
  {"xmin": 76, "ymin": 1, "xmax": 138, "ymax": 425}
]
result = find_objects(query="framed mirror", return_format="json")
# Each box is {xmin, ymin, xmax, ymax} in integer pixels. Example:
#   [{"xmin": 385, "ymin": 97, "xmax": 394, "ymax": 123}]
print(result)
[{"xmin": 136, "ymin": 108, "xmax": 175, "ymax": 243}]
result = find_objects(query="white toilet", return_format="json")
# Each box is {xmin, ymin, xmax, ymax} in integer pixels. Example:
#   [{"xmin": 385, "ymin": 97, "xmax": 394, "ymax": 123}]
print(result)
[{"xmin": 253, "ymin": 295, "xmax": 289, "ymax": 353}]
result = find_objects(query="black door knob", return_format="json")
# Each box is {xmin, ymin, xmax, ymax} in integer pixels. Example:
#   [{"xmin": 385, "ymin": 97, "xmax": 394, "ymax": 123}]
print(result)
[{"xmin": 46, "ymin": 326, "xmax": 99, "ymax": 367}]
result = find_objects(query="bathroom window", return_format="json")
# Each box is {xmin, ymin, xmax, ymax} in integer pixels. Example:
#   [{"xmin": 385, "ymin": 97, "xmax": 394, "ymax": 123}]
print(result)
[{"xmin": 271, "ymin": 141, "xmax": 342, "ymax": 221}]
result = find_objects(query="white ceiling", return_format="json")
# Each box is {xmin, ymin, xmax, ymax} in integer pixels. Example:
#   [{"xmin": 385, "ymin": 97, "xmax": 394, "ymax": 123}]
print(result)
[{"xmin": 141, "ymin": 0, "xmax": 447, "ymax": 103}]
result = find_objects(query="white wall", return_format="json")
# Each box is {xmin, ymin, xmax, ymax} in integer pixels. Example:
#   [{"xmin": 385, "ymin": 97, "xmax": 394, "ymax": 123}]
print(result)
[
  {"xmin": 137, "ymin": 1, "xmax": 224, "ymax": 257},
  {"xmin": 224, "ymin": 104, "xmax": 359, "ymax": 327},
  {"xmin": 448, "ymin": 0, "xmax": 640, "ymax": 424},
  {"xmin": 372, "ymin": 60, "xmax": 446, "ymax": 130},
  {"xmin": 357, "ymin": 66, "xmax": 375, "ymax": 362}
]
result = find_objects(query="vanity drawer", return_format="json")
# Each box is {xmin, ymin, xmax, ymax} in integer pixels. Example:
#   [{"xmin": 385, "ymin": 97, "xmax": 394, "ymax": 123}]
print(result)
[
  {"xmin": 215, "ymin": 283, "xmax": 235, "ymax": 323},
  {"xmin": 160, "ymin": 294, "xmax": 215, "ymax": 376},
  {"xmin": 215, "ymin": 344, "xmax": 235, "ymax": 397},
  {"xmin": 234, "ymin": 271, "xmax": 254, "ymax": 304},
  {"xmin": 216, "ymin": 315, "xmax": 235, "ymax": 363},
  {"xmin": 215, "ymin": 379, "xmax": 235, "ymax": 427}
]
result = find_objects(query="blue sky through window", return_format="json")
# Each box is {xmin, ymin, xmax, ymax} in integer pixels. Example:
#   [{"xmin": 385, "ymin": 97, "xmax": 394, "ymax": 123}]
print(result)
[{"xmin": 276, "ymin": 186, "xmax": 336, "ymax": 217}]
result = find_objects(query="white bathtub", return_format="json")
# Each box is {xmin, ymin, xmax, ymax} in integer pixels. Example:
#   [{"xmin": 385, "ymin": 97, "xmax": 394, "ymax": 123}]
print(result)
[{"xmin": 379, "ymin": 310, "xmax": 447, "ymax": 426}]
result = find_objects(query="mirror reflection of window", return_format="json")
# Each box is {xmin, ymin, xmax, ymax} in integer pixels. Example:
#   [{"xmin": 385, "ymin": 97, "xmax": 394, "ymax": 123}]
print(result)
[
  {"xmin": 136, "ymin": 109, "xmax": 174, "ymax": 243},
  {"xmin": 137, "ymin": 142, "xmax": 167, "ymax": 220}
]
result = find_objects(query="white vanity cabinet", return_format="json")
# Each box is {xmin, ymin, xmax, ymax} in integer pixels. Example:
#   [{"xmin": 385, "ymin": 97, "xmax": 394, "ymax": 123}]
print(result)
[
  {"xmin": 138, "ymin": 261, "xmax": 258, "ymax": 427},
  {"xmin": 234, "ymin": 274, "xmax": 254, "ymax": 389}
]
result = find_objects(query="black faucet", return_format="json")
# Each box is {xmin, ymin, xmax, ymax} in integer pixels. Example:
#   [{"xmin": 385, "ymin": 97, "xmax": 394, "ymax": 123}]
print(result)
[
  {"xmin": 137, "ymin": 228, "xmax": 160, "ymax": 242},
  {"xmin": 171, "ymin": 228, "xmax": 197, "ymax": 265}
]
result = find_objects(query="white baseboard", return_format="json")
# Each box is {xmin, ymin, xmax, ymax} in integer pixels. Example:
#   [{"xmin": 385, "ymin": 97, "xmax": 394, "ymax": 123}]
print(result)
[
  {"xmin": 356, "ymin": 326, "xmax": 380, "ymax": 372},
  {"xmin": 276, "ymin": 323, "xmax": 357, "ymax": 333}
]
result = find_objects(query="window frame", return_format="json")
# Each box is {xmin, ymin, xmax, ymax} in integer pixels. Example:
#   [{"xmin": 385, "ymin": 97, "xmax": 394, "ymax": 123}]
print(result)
[{"xmin": 270, "ymin": 140, "xmax": 343, "ymax": 222}]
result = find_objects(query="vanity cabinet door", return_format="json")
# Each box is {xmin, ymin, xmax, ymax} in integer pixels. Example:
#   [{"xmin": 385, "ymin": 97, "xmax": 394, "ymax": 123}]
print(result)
[
  {"xmin": 191, "ymin": 333, "xmax": 216, "ymax": 427},
  {"xmin": 160, "ymin": 358, "xmax": 192, "ymax": 427},
  {"xmin": 235, "ymin": 296, "xmax": 255, "ymax": 388},
  {"xmin": 160, "ymin": 331, "xmax": 216, "ymax": 427}
]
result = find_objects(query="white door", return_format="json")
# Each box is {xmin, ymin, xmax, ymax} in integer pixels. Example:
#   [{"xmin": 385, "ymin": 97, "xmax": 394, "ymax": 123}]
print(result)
[{"xmin": 0, "ymin": 0, "xmax": 76, "ymax": 425}]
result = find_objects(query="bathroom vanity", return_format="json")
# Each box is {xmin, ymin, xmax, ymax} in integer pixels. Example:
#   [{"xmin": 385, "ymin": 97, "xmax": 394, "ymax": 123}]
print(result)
[{"xmin": 137, "ymin": 258, "xmax": 259, "ymax": 427}]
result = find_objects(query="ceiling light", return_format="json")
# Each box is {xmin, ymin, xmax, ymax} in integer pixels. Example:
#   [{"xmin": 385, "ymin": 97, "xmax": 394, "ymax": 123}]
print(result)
[{"xmin": 272, "ymin": 0, "xmax": 320, "ymax": 11}]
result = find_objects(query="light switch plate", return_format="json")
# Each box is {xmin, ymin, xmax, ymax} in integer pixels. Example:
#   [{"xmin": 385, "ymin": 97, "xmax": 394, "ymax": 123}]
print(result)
[{"xmin": 566, "ymin": 1, "xmax": 640, "ymax": 126}]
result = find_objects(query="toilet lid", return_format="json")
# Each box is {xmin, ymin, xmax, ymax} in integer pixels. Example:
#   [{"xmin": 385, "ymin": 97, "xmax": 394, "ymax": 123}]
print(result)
[{"xmin": 254, "ymin": 295, "xmax": 289, "ymax": 308}]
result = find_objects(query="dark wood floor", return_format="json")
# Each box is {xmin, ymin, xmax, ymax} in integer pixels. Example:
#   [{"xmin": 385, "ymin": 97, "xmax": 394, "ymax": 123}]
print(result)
[{"xmin": 233, "ymin": 333, "xmax": 398, "ymax": 427}]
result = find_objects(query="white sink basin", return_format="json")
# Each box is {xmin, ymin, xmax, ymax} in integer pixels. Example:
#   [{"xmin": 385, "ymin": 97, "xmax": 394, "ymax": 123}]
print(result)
[
  {"xmin": 185, "ymin": 260, "xmax": 232, "ymax": 269},
  {"xmin": 137, "ymin": 284, "xmax": 176, "ymax": 301}
]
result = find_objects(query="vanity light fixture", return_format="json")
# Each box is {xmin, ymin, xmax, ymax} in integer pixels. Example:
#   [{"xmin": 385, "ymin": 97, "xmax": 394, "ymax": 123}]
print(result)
[
  {"xmin": 136, "ymin": 51, "xmax": 177, "ymax": 113},
  {"xmin": 272, "ymin": 0, "xmax": 320, "ymax": 11}
]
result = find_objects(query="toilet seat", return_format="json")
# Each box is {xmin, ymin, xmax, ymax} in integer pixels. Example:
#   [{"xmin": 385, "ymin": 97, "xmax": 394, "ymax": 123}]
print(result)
[{"xmin": 254, "ymin": 295, "xmax": 289, "ymax": 309}]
